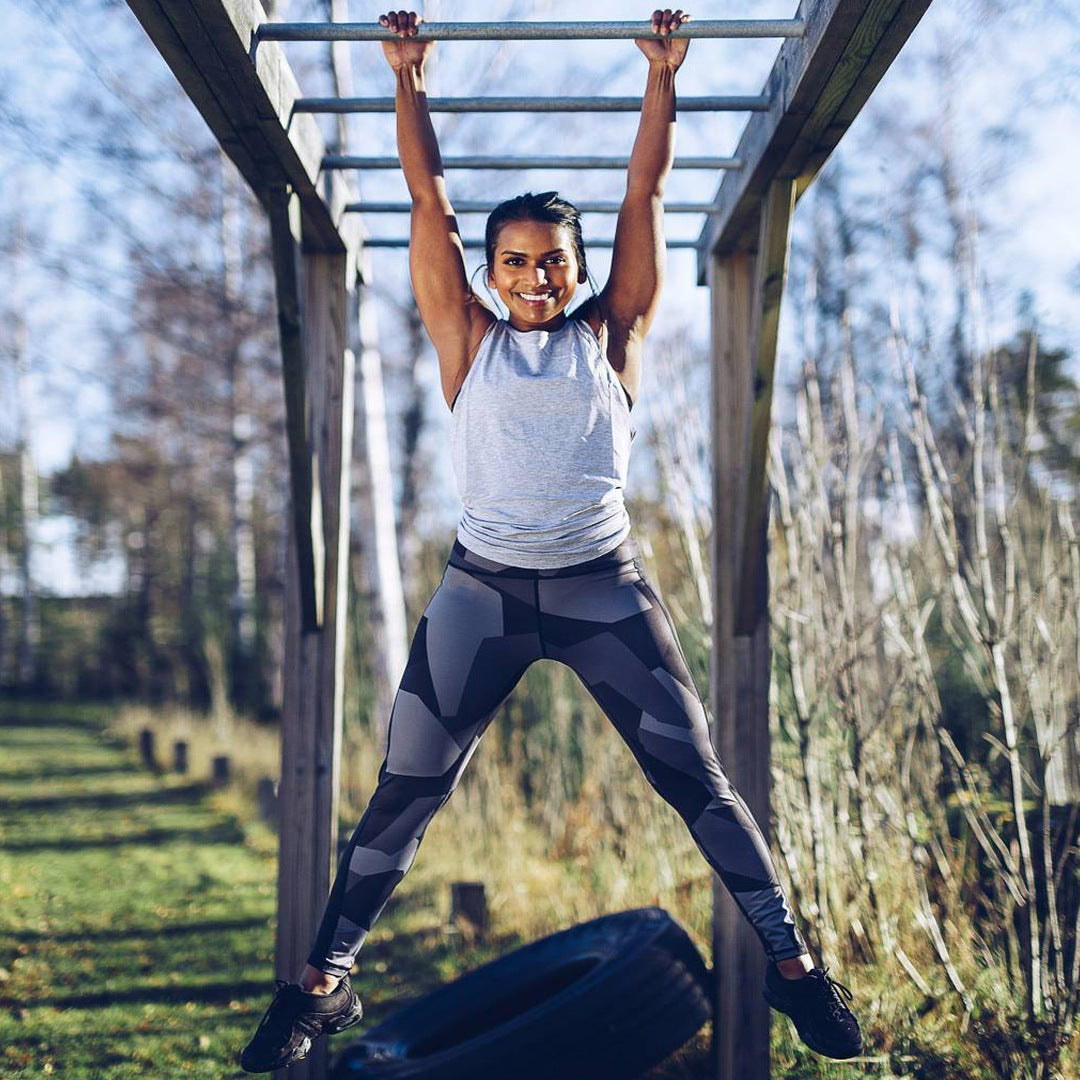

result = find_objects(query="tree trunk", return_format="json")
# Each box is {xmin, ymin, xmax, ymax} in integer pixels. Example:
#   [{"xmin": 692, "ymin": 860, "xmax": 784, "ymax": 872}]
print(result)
[
  {"xmin": 13, "ymin": 299, "xmax": 39, "ymax": 689},
  {"xmin": 222, "ymin": 153, "xmax": 258, "ymax": 711},
  {"xmin": 327, "ymin": 0, "xmax": 408, "ymax": 742}
]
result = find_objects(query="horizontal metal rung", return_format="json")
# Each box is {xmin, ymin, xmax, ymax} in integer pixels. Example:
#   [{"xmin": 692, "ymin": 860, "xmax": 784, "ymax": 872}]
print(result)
[
  {"xmin": 362, "ymin": 238, "xmax": 702, "ymax": 250},
  {"xmin": 259, "ymin": 20, "xmax": 805, "ymax": 43},
  {"xmin": 346, "ymin": 201, "xmax": 719, "ymax": 214},
  {"xmin": 324, "ymin": 155, "xmax": 741, "ymax": 171},
  {"xmin": 296, "ymin": 95, "xmax": 770, "ymax": 114}
]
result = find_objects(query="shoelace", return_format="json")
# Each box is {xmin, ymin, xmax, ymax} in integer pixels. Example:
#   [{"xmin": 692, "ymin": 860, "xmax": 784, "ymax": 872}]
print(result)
[{"xmin": 816, "ymin": 966, "xmax": 855, "ymax": 1021}]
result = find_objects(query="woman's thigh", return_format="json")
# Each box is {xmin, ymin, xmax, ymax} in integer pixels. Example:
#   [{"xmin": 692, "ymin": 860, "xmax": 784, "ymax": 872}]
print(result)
[
  {"xmin": 384, "ymin": 562, "xmax": 543, "ymax": 779},
  {"xmin": 538, "ymin": 560, "xmax": 732, "ymax": 814}
]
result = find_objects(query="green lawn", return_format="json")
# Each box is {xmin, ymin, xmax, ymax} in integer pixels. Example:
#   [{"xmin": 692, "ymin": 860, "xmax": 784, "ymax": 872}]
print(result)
[
  {"xmin": 0, "ymin": 705, "xmax": 903, "ymax": 1079},
  {"xmin": 0, "ymin": 706, "xmax": 707, "ymax": 1079}
]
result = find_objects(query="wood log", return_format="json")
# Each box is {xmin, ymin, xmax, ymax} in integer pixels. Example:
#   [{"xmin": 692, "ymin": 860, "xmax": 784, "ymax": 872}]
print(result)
[
  {"xmin": 450, "ymin": 882, "xmax": 489, "ymax": 935},
  {"xmin": 138, "ymin": 728, "xmax": 157, "ymax": 771}
]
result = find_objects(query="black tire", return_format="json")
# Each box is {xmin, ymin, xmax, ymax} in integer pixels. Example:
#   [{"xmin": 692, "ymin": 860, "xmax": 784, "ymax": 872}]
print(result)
[{"xmin": 330, "ymin": 907, "xmax": 712, "ymax": 1080}]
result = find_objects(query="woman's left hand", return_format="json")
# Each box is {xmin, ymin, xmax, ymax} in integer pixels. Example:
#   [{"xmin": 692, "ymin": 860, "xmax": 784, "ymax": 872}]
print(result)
[{"xmin": 635, "ymin": 9, "xmax": 692, "ymax": 70}]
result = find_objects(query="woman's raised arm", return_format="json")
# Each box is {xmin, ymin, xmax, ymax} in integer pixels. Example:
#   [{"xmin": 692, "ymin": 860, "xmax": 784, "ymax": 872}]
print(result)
[
  {"xmin": 378, "ymin": 11, "xmax": 493, "ymax": 410},
  {"xmin": 596, "ymin": 10, "xmax": 691, "ymax": 344}
]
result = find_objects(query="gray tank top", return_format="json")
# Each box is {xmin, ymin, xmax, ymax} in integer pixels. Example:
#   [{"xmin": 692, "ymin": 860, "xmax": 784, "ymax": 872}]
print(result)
[{"xmin": 450, "ymin": 315, "xmax": 636, "ymax": 568}]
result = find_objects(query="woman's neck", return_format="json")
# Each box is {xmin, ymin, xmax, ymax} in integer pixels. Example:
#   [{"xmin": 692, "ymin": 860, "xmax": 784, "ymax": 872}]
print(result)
[{"xmin": 506, "ymin": 312, "xmax": 570, "ymax": 332}]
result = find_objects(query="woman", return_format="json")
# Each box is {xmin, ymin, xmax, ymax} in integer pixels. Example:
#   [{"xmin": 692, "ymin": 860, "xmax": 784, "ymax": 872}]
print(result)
[{"xmin": 240, "ymin": 10, "xmax": 862, "ymax": 1072}]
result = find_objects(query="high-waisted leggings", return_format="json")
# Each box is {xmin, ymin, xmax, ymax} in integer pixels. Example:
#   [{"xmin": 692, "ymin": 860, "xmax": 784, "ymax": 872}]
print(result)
[{"xmin": 308, "ymin": 534, "xmax": 808, "ymax": 976}]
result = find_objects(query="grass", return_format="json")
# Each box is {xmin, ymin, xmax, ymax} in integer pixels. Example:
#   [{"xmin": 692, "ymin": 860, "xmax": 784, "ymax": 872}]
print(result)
[
  {"xmin": 0, "ymin": 703, "xmax": 718, "ymax": 1078},
  {"xmin": 0, "ymin": 700, "xmax": 958, "ymax": 1079}
]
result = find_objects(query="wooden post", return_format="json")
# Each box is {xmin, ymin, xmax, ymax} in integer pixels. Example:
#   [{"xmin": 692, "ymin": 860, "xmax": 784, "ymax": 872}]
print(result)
[
  {"xmin": 212, "ymin": 755, "xmax": 232, "ymax": 785},
  {"xmin": 257, "ymin": 776, "xmax": 278, "ymax": 827},
  {"xmin": 271, "ymin": 185, "xmax": 355, "ymax": 1080},
  {"xmin": 138, "ymin": 728, "xmax": 157, "ymax": 771},
  {"xmin": 708, "ymin": 177, "xmax": 795, "ymax": 1080},
  {"xmin": 450, "ymin": 882, "xmax": 489, "ymax": 936}
]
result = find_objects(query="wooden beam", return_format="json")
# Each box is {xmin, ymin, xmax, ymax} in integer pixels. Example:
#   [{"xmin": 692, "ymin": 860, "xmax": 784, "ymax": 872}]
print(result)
[
  {"xmin": 124, "ymin": 0, "xmax": 362, "ymax": 254},
  {"xmin": 708, "ymin": 179, "xmax": 794, "ymax": 1078},
  {"xmin": 735, "ymin": 179, "xmax": 795, "ymax": 635},
  {"xmin": 696, "ymin": 0, "xmax": 932, "ymax": 276},
  {"xmin": 268, "ymin": 185, "xmax": 322, "ymax": 632},
  {"xmin": 274, "ymin": 249, "xmax": 353, "ymax": 1080},
  {"xmin": 710, "ymin": 243, "xmax": 773, "ymax": 1080}
]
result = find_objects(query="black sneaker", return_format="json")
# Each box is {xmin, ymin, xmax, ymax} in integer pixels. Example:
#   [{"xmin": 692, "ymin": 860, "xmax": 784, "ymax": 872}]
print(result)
[
  {"xmin": 239, "ymin": 975, "xmax": 363, "ymax": 1072},
  {"xmin": 763, "ymin": 963, "xmax": 863, "ymax": 1059}
]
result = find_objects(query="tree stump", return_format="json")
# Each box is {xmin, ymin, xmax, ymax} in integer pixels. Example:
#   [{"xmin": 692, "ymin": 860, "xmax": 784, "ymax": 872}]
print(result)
[
  {"xmin": 211, "ymin": 755, "xmax": 231, "ymax": 786},
  {"xmin": 138, "ymin": 728, "xmax": 157, "ymax": 771},
  {"xmin": 257, "ymin": 776, "xmax": 278, "ymax": 826},
  {"xmin": 450, "ymin": 882, "xmax": 488, "ymax": 936}
]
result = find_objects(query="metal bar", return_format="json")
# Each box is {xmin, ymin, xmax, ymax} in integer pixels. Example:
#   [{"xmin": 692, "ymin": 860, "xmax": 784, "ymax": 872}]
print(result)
[
  {"xmin": 346, "ymin": 201, "xmax": 718, "ymax": 214},
  {"xmin": 296, "ymin": 94, "xmax": 771, "ymax": 114},
  {"xmin": 362, "ymin": 238, "xmax": 702, "ymax": 249},
  {"xmin": 324, "ymin": 155, "xmax": 741, "ymax": 171},
  {"xmin": 259, "ymin": 20, "xmax": 805, "ymax": 43}
]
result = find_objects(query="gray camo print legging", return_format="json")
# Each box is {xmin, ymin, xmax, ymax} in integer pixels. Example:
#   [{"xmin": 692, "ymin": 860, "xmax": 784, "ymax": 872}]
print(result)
[{"xmin": 308, "ymin": 534, "xmax": 808, "ymax": 976}]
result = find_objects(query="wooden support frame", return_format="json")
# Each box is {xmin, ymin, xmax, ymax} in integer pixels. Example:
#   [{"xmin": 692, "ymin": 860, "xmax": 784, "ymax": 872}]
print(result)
[
  {"xmin": 703, "ymin": 5, "xmax": 931, "ymax": 1076},
  {"xmin": 125, "ymin": 0, "xmax": 362, "ymax": 254},
  {"xmin": 696, "ymin": 0, "xmax": 933, "ymax": 275},
  {"xmin": 707, "ymin": 181, "xmax": 795, "ymax": 1080},
  {"xmin": 122, "ymin": 2, "xmax": 935, "ymax": 1077},
  {"xmin": 268, "ymin": 186, "xmax": 324, "ymax": 631},
  {"xmin": 274, "ymin": 246, "xmax": 354, "ymax": 1080}
]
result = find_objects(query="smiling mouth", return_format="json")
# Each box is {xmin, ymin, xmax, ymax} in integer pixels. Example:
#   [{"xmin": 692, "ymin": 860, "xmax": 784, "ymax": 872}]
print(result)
[{"xmin": 516, "ymin": 291, "xmax": 555, "ymax": 305}]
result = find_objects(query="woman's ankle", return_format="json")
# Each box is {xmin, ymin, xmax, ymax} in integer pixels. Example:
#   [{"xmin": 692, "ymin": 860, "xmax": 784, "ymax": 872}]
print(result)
[
  {"xmin": 774, "ymin": 953, "xmax": 815, "ymax": 980},
  {"xmin": 297, "ymin": 963, "xmax": 342, "ymax": 994}
]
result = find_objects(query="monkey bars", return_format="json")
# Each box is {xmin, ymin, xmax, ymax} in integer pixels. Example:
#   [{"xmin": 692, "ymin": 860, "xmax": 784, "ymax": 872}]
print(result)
[
  {"xmin": 362, "ymin": 238, "xmax": 703, "ymax": 250},
  {"xmin": 295, "ymin": 94, "xmax": 772, "ymax": 113},
  {"xmin": 322, "ymin": 154, "xmax": 743, "ymax": 171},
  {"xmin": 257, "ymin": 19, "xmax": 806, "ymax": 43},
  {"xmin": 348, "ymin": 201, "xmax": 719, "ymax": 214},
  {"xmin": 123, "ymin": 3, "xmax": 935, "ymax": 1078}
]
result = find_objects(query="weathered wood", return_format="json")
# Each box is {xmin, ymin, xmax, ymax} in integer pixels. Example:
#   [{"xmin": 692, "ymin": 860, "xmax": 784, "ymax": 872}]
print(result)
[
  {"xmin": 124, "ymin": 0, "xmax": 361, "ymax": 254},
  {"xmin": 173, "ymin": 740, "xmax": 189, "ymax": 774},
  {"xmin": 696, "ymin": 0, "xmax": 932, "ymax": 274},
  {"xmin": 710, "ymin": 237, "xmax": 782, "ymax": 1079},
  {"xmin": 269, "ymin": 186, "xmax": 322, "ymax": 632},
  {"xmin": 256, "ymin": 776, "xmax": 278, "ymax": 826},
  {"xmin": 736, "ymin": 179, "xmax": 796, "ymax": 635},
  {"xmin": 138, "ymin": 728, "xmax": 157, "ymax": 771},
  {"xmin": 450, "ymin": 882, "xmax": 489, "ymax": 934},
  {"xmin": 274, "ymin": 250, "xmax": 353, "ymax": 1080}
]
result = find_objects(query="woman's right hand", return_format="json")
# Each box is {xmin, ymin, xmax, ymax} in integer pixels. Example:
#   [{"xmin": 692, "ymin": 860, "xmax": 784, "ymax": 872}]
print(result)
[{"xmin": 378, "ymin": 11, "xmax": 433, "ymax": 71}]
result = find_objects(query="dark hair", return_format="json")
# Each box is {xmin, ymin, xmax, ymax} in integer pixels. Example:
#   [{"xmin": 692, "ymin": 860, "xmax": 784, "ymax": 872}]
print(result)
[{"xmin": 484, "ymin": 191, "xmax": 587, "ymax": 283}]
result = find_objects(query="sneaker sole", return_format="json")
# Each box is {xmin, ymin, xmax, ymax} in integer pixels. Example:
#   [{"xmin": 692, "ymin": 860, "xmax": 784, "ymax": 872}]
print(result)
[
  {"xmin": 762, "ymin": 986, "xmax": 863, "ymax": 1060},
  {"xmin": 239, "ymin": 1033, "xmax": 313, "ymax": 1073},
  {"xmin": 324, "ymin": 995, "xmax": 364, "ymax": 1035},
  {"xmin": 239, "ymin": 994, "xmax": 362, "ymax": 1072}
]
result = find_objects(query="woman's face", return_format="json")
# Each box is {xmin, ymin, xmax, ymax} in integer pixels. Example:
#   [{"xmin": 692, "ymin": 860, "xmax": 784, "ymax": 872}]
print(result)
[{"xmin": 487, "ymin": 219, "xmax": 584, "ymax": 331}]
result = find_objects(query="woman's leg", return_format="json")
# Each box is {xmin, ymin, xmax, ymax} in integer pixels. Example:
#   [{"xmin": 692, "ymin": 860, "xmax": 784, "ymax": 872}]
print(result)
[
  {"xmin": 305, "ymin": 555, "xmax": 543, "ymax": 980},
  {"xmin": 540, "ymin": 550, "xmax": 810, "ymax": 965}
]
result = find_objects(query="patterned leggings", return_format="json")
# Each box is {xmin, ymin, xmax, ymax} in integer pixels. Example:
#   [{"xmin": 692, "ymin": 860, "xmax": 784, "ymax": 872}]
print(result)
[{"xmin": 308, "ymin": 534, "xmax": 808, "ymax": 976}]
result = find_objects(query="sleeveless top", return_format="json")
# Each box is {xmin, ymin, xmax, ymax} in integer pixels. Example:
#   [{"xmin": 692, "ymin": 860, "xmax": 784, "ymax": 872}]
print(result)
[{"xmin": 450, "ymin": 315, "xmax": 637, "ymax": 569}]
